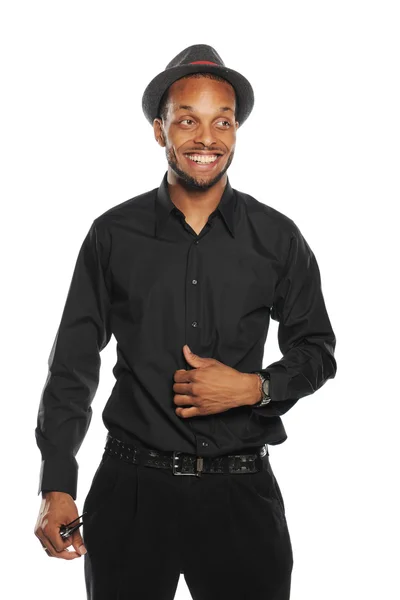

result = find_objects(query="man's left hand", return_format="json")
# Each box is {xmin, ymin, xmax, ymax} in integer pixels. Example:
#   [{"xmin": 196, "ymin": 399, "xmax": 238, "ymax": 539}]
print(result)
[{"xmin": 173, "ymin": 345, "xmax": 258, "ymax": 418}]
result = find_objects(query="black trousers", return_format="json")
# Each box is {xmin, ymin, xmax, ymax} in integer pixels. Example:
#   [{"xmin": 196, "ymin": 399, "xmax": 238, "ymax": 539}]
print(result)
[{"xmin": 82, "ymin": 446, "xmax": 294, "ymax": 600}]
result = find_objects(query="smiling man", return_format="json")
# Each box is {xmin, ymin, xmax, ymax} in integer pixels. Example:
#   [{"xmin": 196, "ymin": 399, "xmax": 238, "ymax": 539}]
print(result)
[{"xmin": 34, "ymin": 44, "xmax": 337, "ymax": 600}]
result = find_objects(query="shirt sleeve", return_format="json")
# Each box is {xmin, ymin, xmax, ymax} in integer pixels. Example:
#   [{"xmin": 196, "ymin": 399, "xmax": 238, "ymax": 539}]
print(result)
[
  {"xmin": 251, "ymin": 222, "xmax": 337, "ymax": 417},
  {"xmin": 35, "ymin": 220, "xmax": 112, "ymax": 500}
]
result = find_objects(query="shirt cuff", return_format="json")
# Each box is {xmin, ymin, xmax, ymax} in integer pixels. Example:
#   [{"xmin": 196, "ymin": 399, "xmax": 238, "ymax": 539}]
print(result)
[{"xmin": 38, "ymin": 455, "xmax": 78, "ymax": 501}]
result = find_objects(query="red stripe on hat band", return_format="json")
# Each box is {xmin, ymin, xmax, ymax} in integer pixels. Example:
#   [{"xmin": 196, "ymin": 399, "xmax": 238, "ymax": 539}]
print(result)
[{"xmin": 189, "ymin": 61, "xmax": 219, "ymax": 65}]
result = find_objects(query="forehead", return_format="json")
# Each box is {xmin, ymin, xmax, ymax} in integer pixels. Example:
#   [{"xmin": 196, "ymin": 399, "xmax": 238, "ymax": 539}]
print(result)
[{"xmin": 167, "ymin": 76, "xmax": 236, "ymax": 109}]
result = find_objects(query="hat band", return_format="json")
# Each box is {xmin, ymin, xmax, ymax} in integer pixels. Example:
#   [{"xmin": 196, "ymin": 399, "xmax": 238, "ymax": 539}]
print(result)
[{"xmin": 189, "ymin": 60, "xmax": 219, "ymax": 66}]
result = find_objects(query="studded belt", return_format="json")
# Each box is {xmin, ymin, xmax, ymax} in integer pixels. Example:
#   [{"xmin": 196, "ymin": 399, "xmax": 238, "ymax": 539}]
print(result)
[{"xmin": 104, "ymin": 433, "xmax": 269, "ymax": 477}]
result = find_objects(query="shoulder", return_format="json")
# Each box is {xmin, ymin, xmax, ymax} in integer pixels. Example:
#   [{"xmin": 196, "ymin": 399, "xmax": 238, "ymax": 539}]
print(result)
[
  {"xmin": 234, "ymin": 187, "xmax": 301, "ymax": 247},
  {"xmin": 92, "ymin": 186, "xmax": 158, "ymax": 233}
]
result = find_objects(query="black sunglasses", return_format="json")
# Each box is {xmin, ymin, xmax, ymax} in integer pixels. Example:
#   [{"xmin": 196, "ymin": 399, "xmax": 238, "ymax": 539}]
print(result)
[{"xmin": 59, "ymin": 512, "xmax": 87, "ymax": 540}]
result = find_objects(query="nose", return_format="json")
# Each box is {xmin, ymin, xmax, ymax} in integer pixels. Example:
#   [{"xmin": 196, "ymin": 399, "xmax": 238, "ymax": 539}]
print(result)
[{"xmin": 193, "ymin": 123, "xmax": 216, "ymax": 148}]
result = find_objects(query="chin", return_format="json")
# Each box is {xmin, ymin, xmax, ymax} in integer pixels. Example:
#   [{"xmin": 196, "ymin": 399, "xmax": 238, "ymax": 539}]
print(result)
[
  {"xmin": 180, "ymin": 163, "xmax": 230, "ymax": 190},
  {"xmin": 183, "ymin": 169, "xmax": 225, "ymax": 190}
]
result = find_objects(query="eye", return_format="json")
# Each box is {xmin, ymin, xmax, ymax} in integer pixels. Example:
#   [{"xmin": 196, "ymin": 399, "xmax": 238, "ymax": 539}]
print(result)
[
  {"xmin": 217, "ymin": 120, "xmax": 231, "ymax": 127},
  {"xmin": 180, "ymin": 119, "xmax": 194, "ymax": 125}
]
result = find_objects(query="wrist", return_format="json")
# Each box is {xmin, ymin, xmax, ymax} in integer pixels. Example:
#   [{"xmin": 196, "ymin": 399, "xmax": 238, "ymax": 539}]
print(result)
[
  {"xmin": 247, "ymin": 373, "xmax": 263, "ymax": 405},
  {"xmin": 42, "ymin": 490, "xmax": 72, "ymax": 499}
]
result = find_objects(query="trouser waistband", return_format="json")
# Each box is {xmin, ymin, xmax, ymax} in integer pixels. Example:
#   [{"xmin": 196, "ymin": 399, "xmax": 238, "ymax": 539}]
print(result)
[{"xmin": 104, "ymin": 433, "xmax": 268, "ymax": 477}]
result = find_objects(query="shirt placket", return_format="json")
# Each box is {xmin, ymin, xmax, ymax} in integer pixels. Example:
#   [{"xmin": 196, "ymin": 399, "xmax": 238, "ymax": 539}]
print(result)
[{"xmin": 179, "ymin": 214, "xmax": 215, "ymax": 453}]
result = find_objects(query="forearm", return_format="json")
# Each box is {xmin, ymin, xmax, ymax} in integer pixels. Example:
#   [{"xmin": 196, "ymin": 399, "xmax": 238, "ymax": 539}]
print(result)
[
  {"xmin": 265, "ymin": 334, "xmax": 336, "ymax": 403},
  {"xmin": 36, "ymin": 335, "xmax": 102, "ymax": 500}
]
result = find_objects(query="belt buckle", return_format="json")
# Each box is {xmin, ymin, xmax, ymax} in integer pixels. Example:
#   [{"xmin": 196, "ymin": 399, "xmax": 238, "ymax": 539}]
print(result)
[{"xmin": 172, "ymin": 451, "xmax": 203, "ymax": 477}]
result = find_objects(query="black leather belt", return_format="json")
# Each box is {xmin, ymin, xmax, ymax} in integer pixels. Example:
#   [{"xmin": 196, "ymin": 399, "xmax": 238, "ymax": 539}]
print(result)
[{"xmin": 104, "ymin": 433, "xmax": 268, "ymax": 477}]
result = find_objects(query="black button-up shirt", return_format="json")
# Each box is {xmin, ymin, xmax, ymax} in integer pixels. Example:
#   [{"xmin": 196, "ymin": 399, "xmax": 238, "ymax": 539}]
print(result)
[{"xmin": 35, "ymin": 171, "xmax": 337, "ymax": 500}]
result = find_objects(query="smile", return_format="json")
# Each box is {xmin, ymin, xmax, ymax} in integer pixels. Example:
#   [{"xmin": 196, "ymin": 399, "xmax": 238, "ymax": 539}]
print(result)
[{"xmin": 184, "ymin": 154, "xmax": 223, "ymax": 168}]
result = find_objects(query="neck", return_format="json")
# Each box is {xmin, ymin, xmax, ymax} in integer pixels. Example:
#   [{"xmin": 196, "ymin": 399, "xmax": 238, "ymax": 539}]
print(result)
[{"xmin": 166, "ymin": 168, "xmax": 227, "ymax": 219}]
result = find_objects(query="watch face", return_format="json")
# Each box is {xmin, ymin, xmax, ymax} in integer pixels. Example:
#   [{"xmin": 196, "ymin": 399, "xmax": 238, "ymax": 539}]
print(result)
[{"xmin": 262, "ymin": 379, "xmax": 269, "ymax": 396}]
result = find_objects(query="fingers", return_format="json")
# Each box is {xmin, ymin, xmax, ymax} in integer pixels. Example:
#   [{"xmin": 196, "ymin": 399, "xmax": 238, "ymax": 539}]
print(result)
[
  {"xmin": 34, "ymin": 516, "xmax": 84, "ymax": 559},
  {"xmin": 44, "ymin": 544, "xmax": 82, "ymax": 560},
  {"xmin": 176, "ymin": 405, "xmax": 199, "ymax": 418},
  {"xmin": 71, "ymin": 529, "xmax": 87, "ymax": 556},
  {"xmin": 35, "ymin": 528, "xmax": 82, "ymax": 559}
]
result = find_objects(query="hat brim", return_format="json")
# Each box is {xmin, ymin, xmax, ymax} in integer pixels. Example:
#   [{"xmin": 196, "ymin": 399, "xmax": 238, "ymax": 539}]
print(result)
[{"xmin": 142, "ymin": 64, "xmax": 254, "ymax": 128}]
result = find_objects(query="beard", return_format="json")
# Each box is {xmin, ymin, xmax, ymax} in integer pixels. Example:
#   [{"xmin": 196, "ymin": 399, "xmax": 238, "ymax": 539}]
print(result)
[{"xmin": 165, "ymin": 146, "xmax": 234, "ymax": 191}]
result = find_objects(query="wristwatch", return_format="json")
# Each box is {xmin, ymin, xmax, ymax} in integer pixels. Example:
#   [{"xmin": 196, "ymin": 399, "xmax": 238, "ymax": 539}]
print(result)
[{"xmin": 253, "ymin": 372, "xmax": 271, "ymax": 407}]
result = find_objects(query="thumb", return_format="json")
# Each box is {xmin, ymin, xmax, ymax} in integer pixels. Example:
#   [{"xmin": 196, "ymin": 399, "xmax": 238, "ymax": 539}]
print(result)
[
  {"xmin": 183, "ymin": 344, "xmax": 213, "ymax": 366},
  {"xmin": 183, "ymin": 344, "xmax": 200, "ymax": 363},
  {"xmin": 71, "ymin": 529, "xmax": 87, "ymax": 555}
]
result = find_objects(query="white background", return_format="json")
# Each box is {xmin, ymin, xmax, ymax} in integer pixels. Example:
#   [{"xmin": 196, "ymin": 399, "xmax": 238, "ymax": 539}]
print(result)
[{"xmin": 1, "ymin": 1, "xmax": 399, "ymax": 598}]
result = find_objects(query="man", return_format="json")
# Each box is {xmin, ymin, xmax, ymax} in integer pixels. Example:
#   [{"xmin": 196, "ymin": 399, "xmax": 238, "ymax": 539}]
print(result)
[{"xmin": 34, "ymin": 44, "xmax": 337, "ymax": 600}]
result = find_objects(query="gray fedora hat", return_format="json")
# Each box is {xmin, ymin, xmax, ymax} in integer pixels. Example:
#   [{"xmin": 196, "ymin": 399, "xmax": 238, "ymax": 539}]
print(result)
[{"xmin": 142, "ymin": 44, "xmax": 254, "ymax": 128}]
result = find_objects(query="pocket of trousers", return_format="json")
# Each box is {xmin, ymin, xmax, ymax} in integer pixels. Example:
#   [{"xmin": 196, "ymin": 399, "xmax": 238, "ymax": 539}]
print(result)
[
  {"xmin": 82, "ymin": 454, "xmax": 140, "ymax": 560},
  {"xmin": 271, "ymin": 472, "xmax": 285, "ymax": 514},
  {"xmin": 249, "ymin": 457, "xmax": 286, "ymax": 515},
  {"xmin": 83, "ymin": 452, "xmax": 120, "ymax": 519}
]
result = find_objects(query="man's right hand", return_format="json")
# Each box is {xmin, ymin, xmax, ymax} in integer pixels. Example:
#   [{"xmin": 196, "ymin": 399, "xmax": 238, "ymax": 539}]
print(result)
[{"xmin": 34, "ymin": 491, "xmax": 87, "ymax": 559}]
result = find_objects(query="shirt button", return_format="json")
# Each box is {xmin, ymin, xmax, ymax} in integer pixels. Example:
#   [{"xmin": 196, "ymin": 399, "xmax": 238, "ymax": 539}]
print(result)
[
  {"xmin": 201, "ymin": 441, "xmax": 209, "ymax": 447},
  {"xmin": 194, "ymin": 240, "xmax": 199, "ymax": 245},
  {"xmin": 191, "ymin": 321, "xmax": 198, "ymax": 327},
  {"xmin": 192, "ymin": 279, "xmax": 197, "ymax": 285}
]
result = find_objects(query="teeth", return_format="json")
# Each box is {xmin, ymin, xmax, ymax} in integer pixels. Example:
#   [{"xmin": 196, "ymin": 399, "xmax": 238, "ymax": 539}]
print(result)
[{"xmin": 187, "ymin": 154, "xmax": 219, "ymax": 164}]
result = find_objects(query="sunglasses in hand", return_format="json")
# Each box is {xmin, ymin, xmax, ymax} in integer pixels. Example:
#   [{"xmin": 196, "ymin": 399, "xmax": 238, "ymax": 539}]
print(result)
[{"xmin": 59, "ymin": 512, "xmax": 87, "ymax": 540}]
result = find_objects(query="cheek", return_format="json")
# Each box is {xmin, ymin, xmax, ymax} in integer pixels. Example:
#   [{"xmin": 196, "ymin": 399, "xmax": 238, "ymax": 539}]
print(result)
[
  {"xmin": 169, "ymin": 143, "xmax": 181, "ymax": 157},
  {"xmin": 166, "ymin": 145, "xmax": 178, "ymax": 161}
]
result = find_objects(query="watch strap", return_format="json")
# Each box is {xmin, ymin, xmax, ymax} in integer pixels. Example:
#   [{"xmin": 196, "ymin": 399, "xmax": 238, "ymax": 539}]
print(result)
[{"xmin": 253, "ymin": 372, "xmax": 271, "ymax": 407}]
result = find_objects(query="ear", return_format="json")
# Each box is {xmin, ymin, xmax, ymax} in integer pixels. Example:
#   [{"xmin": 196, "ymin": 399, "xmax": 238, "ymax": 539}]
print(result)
[{"xmin": 153, "ymin": 118, "xmax": 165, "ymax": 147}]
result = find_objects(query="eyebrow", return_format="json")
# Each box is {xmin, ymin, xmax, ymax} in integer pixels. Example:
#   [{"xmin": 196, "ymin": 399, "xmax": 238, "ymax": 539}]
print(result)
[{"xmin": 176, "ymin": 104, "xmax": 234, "ymax": 113}]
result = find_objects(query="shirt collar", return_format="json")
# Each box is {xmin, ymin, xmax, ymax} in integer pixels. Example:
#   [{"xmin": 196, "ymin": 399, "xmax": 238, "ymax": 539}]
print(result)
[{"xmin": 155, "ymin": 171, "xmax": 236, "ymax": 238}]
